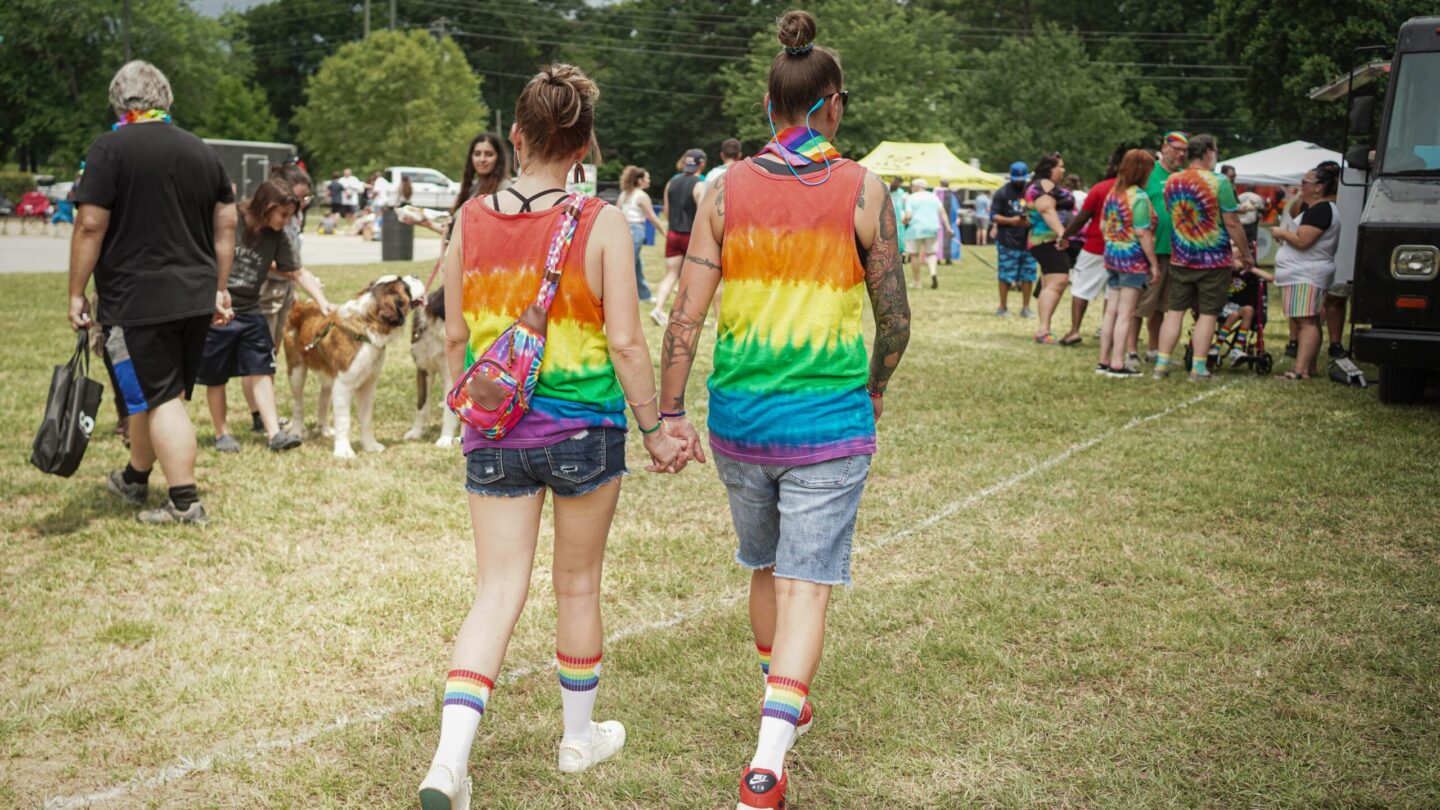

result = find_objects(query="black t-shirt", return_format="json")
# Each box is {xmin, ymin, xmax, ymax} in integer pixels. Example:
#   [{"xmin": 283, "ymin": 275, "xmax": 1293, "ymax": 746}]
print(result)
[
  {"xmin": 666, "ymin": 173, "xmax": 701, "ymax": 233},
  {"xmin": 230, "ymin": 212, "xmax": 299, "ymax": 314},
  {"xmin": 76, "ymin": 123, "xmax": 234, "ymax": 327},
  {"xmin": 1299, "ymin": 201, "xmax": 1333, "ymax": 231},
  {"xmin": 990, "ymin": 181, "xmax": 1030, "ymax": 250}
]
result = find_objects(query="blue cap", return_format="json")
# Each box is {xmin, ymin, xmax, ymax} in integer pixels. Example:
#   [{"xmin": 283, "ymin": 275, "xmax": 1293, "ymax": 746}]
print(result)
[{"xmin": 1009, "ymin": 161, "xmax": 1029, "ymax": 181}]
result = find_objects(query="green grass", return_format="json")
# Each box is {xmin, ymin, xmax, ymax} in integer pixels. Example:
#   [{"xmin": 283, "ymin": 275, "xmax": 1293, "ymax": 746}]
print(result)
[{"xmin": 2, "ymin": 248, "xmax": 1439, "ymax": 808}]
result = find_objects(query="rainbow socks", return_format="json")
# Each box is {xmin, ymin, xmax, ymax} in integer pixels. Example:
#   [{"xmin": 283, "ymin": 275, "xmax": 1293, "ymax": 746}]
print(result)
[
  {"xmin": 432, "ymin": 669, "xmax": 495, "ymax": 777},
  {"xmin": 752, "ymin": 675, "xmax": 809, "ymax": 775},
  {"xmin": 1235, "ymin": 329, "xmax": 1250, "ymax": 349},
  {"xmin": 755, "ymin": 642, "xmax": 772, "ymax": 677},
  {"xmin": 557, "ymin": 650, "xmax": 602, "ymax": 742}
]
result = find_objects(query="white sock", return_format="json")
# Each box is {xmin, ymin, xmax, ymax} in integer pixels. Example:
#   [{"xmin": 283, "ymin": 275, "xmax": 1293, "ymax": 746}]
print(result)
[
  {"xmin": 431, "ymin": 669, "xmax": 491, "ymax": 776},
  {"xmin": 749, "ymin": 716, "xmax": 793, "ymax": 775},
  {"xmin": 557, "ymin": 651, "xmax": 601, "ymax": 742}
]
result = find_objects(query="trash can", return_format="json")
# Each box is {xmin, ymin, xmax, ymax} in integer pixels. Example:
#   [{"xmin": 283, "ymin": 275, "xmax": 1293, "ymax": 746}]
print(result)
[
  {"xmin": 961, "ymin": 222, "xmax": 978, "ymax": 245},
  {"xmin": 381, "ymin": 208, "xmax": 414, "ymax": 261}
]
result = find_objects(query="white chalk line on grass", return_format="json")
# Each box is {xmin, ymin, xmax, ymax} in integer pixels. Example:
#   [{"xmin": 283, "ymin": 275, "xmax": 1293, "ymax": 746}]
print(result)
[{"xmin": 45, "ymin": 383, "xmax": 1235, "ymax": 809}]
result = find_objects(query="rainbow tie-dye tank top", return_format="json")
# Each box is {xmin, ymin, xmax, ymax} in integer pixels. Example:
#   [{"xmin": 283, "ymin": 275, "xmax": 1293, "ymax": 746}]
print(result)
[
  {"xmin": 1163, "ymin": 168, "xmax": 1239, "ymax": 270},
  {"xmin": 708, "ymin": 158, "xmax": 875, "ymax": 466},
  {"xmin": 459, "ymin": 198, "xmax": 625, "ymax": 452},
  {"xmin": 1101, "ymin": 185, "xmax": 1154, "ymax": 274}
]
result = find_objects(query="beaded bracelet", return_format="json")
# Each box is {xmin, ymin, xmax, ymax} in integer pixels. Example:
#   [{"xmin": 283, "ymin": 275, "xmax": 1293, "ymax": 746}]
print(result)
[
  {"xmin": 638, "ymin": 419, "xmax": 664, "ymax": 435},
  {"xmin": 660, "ymin": 410, "xmax": 686, "ymax": 419}
]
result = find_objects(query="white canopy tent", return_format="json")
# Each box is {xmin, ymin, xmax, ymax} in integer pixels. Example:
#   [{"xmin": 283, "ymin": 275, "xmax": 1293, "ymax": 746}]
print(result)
[{"xmin": 1224, "ymin": 140, "xmax": 1343, "ymax": 186}]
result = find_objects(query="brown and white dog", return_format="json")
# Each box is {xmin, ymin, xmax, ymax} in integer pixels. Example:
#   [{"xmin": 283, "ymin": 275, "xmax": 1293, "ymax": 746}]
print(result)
[
  {"xmin": 283, "ymin": 274, "xmax": 424, "ymax": 458},
  {"xmin": 403, "ymin": 289, "xmax": 460, "ymax": 447}
]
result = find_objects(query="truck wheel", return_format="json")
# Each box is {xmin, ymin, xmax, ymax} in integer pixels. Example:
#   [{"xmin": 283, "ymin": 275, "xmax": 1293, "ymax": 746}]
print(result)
[{"xmin": 1378, "ymin": 365, "xmax": 1429, "ymax": 404}]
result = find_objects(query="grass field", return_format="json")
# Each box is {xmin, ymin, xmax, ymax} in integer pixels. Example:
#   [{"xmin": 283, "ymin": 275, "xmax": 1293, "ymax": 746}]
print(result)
[{"xmin": 3, "ymin": 247, "xmax": 1439, "ymax": 809}]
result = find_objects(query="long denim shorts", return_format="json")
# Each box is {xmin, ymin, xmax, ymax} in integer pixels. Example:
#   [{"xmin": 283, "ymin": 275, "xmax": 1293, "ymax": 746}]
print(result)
[
  {"xmin": 714, "ymin": 453, "xmax": 872, "ymax": 586},
  {"xmin": 465, "ymin": 428, "xmax": 627, "ymax": 499}
]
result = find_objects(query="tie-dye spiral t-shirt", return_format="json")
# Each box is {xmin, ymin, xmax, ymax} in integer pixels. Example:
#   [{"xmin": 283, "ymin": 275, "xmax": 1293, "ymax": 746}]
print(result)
[
  {"xmin": 1163, "ymin": 169, "xmax": 1238, "ymax": 270},
  {"xmin": 708, "ymin": 158, "xmax": 875, "ymax": 466},
  {"xmin": 1100, "ymin": 185, "xmax": 1154, "ymax": 274},
  {"xmin": 459, "ymin": 198, "xmax": 626, "ymax": 452},
  {"xmin": 1024, "ymin": 181, "xmax": 1076, "ymax": 248}
]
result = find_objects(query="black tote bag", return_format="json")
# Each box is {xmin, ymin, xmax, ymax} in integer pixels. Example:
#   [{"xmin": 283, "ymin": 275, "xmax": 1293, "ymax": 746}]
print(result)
[{"xmin": 30, "ymin": 331, "xmax": 105, "ymax": 478}]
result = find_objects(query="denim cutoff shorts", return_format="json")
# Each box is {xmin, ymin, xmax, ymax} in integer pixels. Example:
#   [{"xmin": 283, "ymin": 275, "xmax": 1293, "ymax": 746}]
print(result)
[
  {"xmin": 714, "ymin": 453, "xmax": 872, "ymax": 586},
  {"xmin": 465, "ymin": 428, "xmax": 627, "ymax": 498}
]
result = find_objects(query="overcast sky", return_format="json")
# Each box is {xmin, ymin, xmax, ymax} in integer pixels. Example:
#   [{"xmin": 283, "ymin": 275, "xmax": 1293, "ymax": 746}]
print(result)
[{"xmin": 193, "ymin": 0, "xmax": 271, "ymax": 15}]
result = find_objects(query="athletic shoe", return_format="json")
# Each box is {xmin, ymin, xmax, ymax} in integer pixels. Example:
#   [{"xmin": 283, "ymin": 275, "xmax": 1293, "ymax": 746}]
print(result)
[
  {"xmin": 931, "ymin": 274, "xmax": 938, "ymax": 289},
  {"xmin": 1188, "ymin": 370, "xmax": 1214, "ymax": 383},
  {"xmin": 1126, "ymin": 353, "xmax": 1142, "ymax": 372},
  {"xmin": 557, "ymin": 720, "xmax": 626, "ymax": 773},
  {"xmin": 215, "ymin": 434, "xmax": 241, "ymax": 454},
  {"xmin": 1227, "ymin": 347, "xmax": 1246, "ymax": 365},
  {"xmin": 267, "ymin": 431, "xmax": 302, "ymax": 452},
  {"xmin": 790, "ymin": 700, "xmax": 813, "ymax": 750},
  {"xmin": 106, "ymin": 469, "xmax": 148, "ymax": 505},
  {"xmin": 1106, "ymin": 366, "xmax": 1141, "ymax": 378},
  {"xmin": 1208, "ymin": 343, "xmax": 1221, "ymax": 359},
  {"xmin": 136, "ymin": 500, "xmax": 209, "ymax": 526},
  {"xmin": 1152, "ymin": 367, "xmax": 1171, "ymax": 380},
  {"xmin": 419, "ymin": 763, "xmax": 471, "ymax": 810},
  {"xmin": 738, "ymin": 767, "xmax": 787, "ymax": 809},
  {"xmin": 649, "ymin": 309, "xmax": 668, "ymax": 327},
  {"xmin": 1019, "ymin": 307, "xmax": 1035, "ymax": 319},
  {"xmin": 1328, "ymin": 343, "xmax": 1347, "ymax": 359},
  {"xmin": 1144, "ymin": 350, "xmax": 1158, "ymax": 364},
  {"xmin": 1285, "ymin": 340, "xmax": 1298, "ymax": 358},
  {"xmin": 1034, "ymin": 333, "xmax": 1057, "ymax": 345},
  {"xmin": 1094, "ymin": 363, "xmax": 1109, "ymax": 375},
  {"xmin": 995, "ymin": 308, "xmax": 1010, "ymax": 318}
]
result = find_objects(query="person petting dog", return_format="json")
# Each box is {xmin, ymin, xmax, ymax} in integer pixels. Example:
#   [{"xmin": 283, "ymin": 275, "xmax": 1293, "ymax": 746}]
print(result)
[
  {"xmin": 196, "ymin": 178, "xmax": 318, "ymax": 453},
  {"xmin": 418, "ymin": 64, "xmax": 684, "ymax": 809}
]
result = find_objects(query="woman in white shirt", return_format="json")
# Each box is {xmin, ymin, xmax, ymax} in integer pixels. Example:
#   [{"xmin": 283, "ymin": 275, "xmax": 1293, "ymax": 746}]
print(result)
[
  {"xmin": 618, "ymin": 165, "xmax": 667, "ymax": 303},
  {"xmin": 1262, "ymin": 164, "xmax": 1340, "ymax": 380}
]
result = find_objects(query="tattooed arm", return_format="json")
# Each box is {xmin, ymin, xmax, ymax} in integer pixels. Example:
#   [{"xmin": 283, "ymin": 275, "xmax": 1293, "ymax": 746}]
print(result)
[
  {"xmin": 658, "ymin": 174, "xmax": 727, "ymax": 467},
  {"xmin": 855, "ymin": 171, "xmax": 910, "ymax": 420}
]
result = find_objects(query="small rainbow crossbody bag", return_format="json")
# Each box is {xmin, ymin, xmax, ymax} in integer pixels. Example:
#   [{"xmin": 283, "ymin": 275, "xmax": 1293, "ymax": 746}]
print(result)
[{"xmin": 446, "ymin": 194, "xmax": 589, "ymax": 439}]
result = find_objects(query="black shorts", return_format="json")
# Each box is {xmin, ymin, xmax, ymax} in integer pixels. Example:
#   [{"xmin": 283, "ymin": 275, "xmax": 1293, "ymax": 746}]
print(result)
[
  {"xmin": 1227, "ymin": 273, "xmax": 1261, "ymax": 311},
  {"xmin": 195, "ymin": 313, "xmax": 277, "ymax": 386},
  {"xmin": 101, "ymin": 315, "xmax": 211, "ymax": 415},
  {"xmin": 1030, "ymin": 241, "xmax": 1077, "ymax": 276}
]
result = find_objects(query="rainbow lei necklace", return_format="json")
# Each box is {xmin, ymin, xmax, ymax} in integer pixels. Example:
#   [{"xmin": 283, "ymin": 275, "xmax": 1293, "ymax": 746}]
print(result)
[
  {"xmin": 756, "ymin": 126, "xmax": 842, "ymax": 167},
  {"xmin": 113, "ymin": 109, "xmax": 173, "ymax": 130}
]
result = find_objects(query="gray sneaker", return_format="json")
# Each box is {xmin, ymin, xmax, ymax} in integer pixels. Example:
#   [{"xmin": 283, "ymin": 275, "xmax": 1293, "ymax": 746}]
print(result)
[
  {"xmin": 996, "ymin": 307, "xmax": 1010, "ymax": 318},
  {"xmin": 137, "ymin": 500, "xmax": 209, "ymax": 526},
  {"xmin": 1019, "ymin": 307, "xmax": 1035, "ymax": 319},
  {"xmin": 215, "ymin": 434, "xmax": 242, "ymax": 453},
  {"xmin": 267, "ymin": 431, "xmax": 302, "ymax": 452},
  {"xmin": 107, "ymin": 469, "xmax": 148, "ymax": 505}
]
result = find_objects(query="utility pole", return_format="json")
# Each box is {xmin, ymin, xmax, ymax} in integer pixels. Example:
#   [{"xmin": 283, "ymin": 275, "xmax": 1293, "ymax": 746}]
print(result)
[
  {"xmin": 429, "ymin": 16, "xmax": 450, "ymax": 41},
  {"xmin": 363, "ymin": 0, "xmax": 370, "ymax": 38},
  {"xmin": 123, "ymin": 0, "xmax": 131, "ymax": 61},
  {"xmin": 389, "ymin": 0, "xmax": 396, "ymax": 31}
]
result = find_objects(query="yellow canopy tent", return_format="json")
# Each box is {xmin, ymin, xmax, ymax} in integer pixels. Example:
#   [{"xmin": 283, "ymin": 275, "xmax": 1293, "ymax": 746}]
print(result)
[{"xmin": 856, "ymin": 141, "xmax": 1006, "ymax": 190}]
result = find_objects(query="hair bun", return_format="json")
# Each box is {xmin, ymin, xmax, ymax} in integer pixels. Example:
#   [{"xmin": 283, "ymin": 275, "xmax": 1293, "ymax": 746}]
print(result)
[
  {"xmin": 776, "ymin": 10, "xmax": 817, "ymax": 53},
  {"xmin": 532, "ymin": 64, "xmax": 599, "ymax": 130}
]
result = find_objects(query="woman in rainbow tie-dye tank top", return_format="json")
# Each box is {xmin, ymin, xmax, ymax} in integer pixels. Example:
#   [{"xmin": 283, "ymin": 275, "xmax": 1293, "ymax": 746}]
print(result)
[
  {"xmin": 657, "ymin": 11, "xmax": 912, "ymax": 809},
  {"xmin": 418, "ymin": 64, "xmax": 684, "ymax": 809}
]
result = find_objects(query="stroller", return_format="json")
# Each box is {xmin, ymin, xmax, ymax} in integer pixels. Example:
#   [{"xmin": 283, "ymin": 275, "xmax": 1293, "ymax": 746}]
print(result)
[{"xmin": 1184, "ymin": 271, "xmax": 1275, "ymax": 375}]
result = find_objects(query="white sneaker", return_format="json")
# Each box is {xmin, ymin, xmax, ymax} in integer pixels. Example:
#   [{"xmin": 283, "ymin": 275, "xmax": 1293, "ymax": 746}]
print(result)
[
  {"xmin": 419, "ymin": 762, "xmax": 471, "ymax": 810},
  {"xmin": 557, "ymin": 720, "xmax": 626, "ymax": 773},
  {"xmin": 649, "ymin": 309, "xmax": 667, "ymax": 327}
]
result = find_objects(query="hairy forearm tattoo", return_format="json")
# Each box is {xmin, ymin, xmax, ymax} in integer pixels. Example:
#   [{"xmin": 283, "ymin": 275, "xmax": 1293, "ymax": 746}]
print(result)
[
  {"xmin": 660, "ymin": 286, "xmax": 704, "ymax": 410},
  {"xmin": 865, "ymin": 188, "xmax": 911, "ymax": 394}
]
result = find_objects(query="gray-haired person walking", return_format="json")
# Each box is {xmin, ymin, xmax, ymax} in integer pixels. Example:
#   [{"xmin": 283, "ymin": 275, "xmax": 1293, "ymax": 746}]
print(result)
[{"xmin": 67, "ymin": 61, "xmax": 238, "ymax": 525}]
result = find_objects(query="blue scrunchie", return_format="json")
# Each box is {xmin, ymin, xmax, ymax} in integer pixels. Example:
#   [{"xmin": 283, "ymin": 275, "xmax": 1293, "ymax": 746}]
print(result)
[{"xmin": 784, "ymin": 42, "xmax": 815, "ymax": 55}]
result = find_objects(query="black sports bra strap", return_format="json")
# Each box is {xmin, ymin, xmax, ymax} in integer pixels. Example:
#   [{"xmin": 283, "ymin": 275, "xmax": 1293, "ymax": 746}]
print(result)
[{"xmin": 504, "ymin": 186, "xmax": 568, "ymax": 213}]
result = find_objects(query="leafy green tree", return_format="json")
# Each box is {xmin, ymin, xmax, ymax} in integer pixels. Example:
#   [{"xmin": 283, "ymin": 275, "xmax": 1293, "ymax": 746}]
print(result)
[
  {"xmin": 191, "ymin": 75, "xmax": 281, "ymax": 142},
  {"xmin": 292, "ymin": 30, "xmax": 488, "ymax": 175},
  {"xmin": 719, "ymin": 0, "xmax": 967, "ymax": 167},
  {"xmin": 241, "ymin": 0, "xmax": 364, "ymax": 142},
  {"xmin": 955, "ymin": 26, "xmax": 1145, "ymax": 180}
]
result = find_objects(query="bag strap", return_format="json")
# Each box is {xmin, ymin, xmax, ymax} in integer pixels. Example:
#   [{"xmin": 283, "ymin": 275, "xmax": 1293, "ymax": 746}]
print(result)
[
  {"xmin": 70, "ymin": 330, "xmax": 89, "ymax": 376},
  {"xmin": 530, "ymin": 194, "xmax": 588, "ymax": 314}
]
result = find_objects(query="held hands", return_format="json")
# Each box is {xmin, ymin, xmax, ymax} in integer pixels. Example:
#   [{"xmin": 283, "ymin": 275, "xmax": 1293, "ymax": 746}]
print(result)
[
  {"xmin": 643, "ymin": 416, "xmax": 706, "ymax": 474},
  {"xmin": 68, "ymin": 294, "xmax": 91, "ymax": 331}
]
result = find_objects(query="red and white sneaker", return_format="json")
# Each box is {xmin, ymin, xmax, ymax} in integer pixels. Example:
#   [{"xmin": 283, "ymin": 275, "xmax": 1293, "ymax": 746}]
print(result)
[
  {"xmin": 789, "ymin": 701, "xmax": 813, "ymax": 750},
  {"xmin": 738, "ymin": 767, "xmax": 787, "ymax": 809}
]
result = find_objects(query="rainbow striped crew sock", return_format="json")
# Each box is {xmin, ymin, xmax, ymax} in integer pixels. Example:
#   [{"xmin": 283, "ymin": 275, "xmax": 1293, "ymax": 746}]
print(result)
[
  {"xmin": 1216, "ymin": 328, "xmax": 1232, "ymax": 345},
  {"xmin": 751, "ymin": 675, "xmax": 809, "ymax": 775},
  {"xmin": 1235, "ymin": 329, "xmax": 1251, "ymax": 350},
  {"xmin": 557, "ymin": 650, "xmax": 602, "ymax": 742},
  {"xmin": 755, "ymin": 642, "xmax": 772, "ymax": 677},
  {"xmin": 432, "ymin": 669, "xmax": 494, "ymax": 776}
]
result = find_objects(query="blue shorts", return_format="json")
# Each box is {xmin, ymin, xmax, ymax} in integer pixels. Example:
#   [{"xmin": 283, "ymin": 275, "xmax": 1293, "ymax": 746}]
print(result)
[
  {"xmin": 195, "ymin": 313, "xmax": 275, "ymax": 385},
  {"xmin": 714, "ymin": 452, "xmax": 872, "ymax": 586},
  {"xmin": 1106, "ymin": 269, "xmax": 1148, "ymax": 290},
  {"xmin": 996, "ymin": 244, "xmax": 1038, "ymax": 285},
  {"xmin": 464, "ymin": 428, "xmax": 627, "ymax": 498}
]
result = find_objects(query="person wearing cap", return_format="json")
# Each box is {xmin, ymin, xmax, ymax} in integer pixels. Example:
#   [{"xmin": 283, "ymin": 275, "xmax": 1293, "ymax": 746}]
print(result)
[
  {"xmin": 903, "ymin": 177, "xmax": 945, "ymax": 289},
  {"xmin": 649, "ymin": 148, "xmax": 707, "ymax": 326},
  {"xmin": 990, "ymin": 161, "xmax": 1036, "ymax": 317},
  {"xmin": 1138, "ymin": 131, "xmax": 1189, "ymax": 360}
]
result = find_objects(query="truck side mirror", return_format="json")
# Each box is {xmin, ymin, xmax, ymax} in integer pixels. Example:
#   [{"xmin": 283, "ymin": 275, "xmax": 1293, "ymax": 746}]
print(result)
[
  {"xmin": 1349, "ymin": 95, "xmax": 1376, "ymax": 136},
  {"xmin": 1345, "ymin": 144, "xmax": 1372, "ymax": 171}
]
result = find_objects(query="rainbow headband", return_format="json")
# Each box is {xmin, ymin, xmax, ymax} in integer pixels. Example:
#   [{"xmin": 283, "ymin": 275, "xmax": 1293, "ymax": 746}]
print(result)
[{"xmin": 113, "ymin": 109, "xmax": 173, "ymax": 130}]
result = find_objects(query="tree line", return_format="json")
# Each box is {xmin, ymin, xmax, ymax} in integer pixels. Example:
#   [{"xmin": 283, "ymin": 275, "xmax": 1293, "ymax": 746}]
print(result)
[{"xmin": 1, "ymin": 0, "xmax": 1432, "ymax": 184}]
